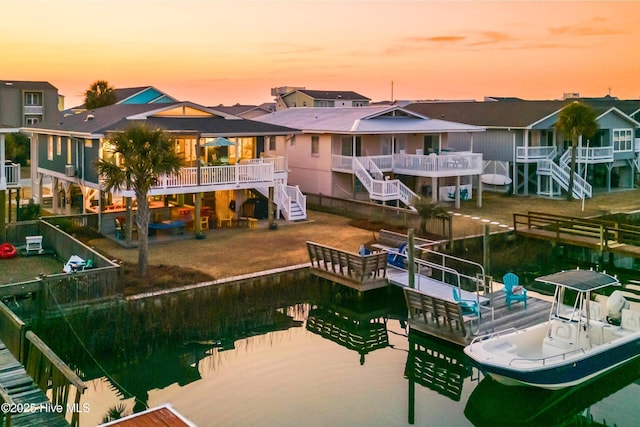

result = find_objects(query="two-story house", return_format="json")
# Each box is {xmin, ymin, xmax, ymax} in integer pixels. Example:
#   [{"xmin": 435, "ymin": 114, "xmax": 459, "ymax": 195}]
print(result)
[
  {"xmin": 406, "ymin": 98, "xmax": 640, "ymax": 198},
  {"xmin": 256, "ymin": 105, "xmax": 485, "ymax": 209},
  {"xmin": 22, "ymin": 101, "xmax": 303, "ymax": 239},
  {"xmin": 273, "ymin": 87, "xmax": 370, "ymax": 110},
  {"xmin": 0, "ymin": 80, "xmax": 61, "ymax": 127}
]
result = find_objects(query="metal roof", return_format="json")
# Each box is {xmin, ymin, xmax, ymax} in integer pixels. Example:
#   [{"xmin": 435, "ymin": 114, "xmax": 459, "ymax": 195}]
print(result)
[
  {"xmin": 256, "ymin": 106, "xmax": 483, "ymax": 134},
  {"xmin": 22, "ymin": 102, "xmax": 297, "ymax": 137},
  {"xmin": 535, "ymin": 269, "xmax": 620, "ymax": 292}
]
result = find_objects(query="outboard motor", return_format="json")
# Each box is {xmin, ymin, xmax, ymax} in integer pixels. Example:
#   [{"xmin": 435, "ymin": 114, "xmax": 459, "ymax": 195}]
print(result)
[{"xmin": 606, "ymin": 290, "xmax": 629, "ymax": 325}]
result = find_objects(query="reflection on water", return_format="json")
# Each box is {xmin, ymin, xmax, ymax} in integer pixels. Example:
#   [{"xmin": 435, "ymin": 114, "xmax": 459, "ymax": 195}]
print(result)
[{"xmin": 31, "ymin": 278, "xmax": 640, "ymax": 427}]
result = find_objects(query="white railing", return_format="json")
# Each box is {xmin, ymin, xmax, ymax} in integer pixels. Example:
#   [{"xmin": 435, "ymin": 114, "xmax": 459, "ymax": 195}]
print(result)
[
  {"xmin": 516, "ymin": 146, "xmax": 556, "ymax": 162},
  {"xmin": 561, "ymin": 147, "xmax": 614, "ymax": 165},
  {"xmin": 393, "ymin": 152, "xmax": 484, "ymax": 176},
  {"xmin": 367, "ymin": 155, "xmax": 393, "ymax": 171},
  {"xmin": 538, "ymin": 159, "xmax": 592, "ymax": 199},
  {"xmin": 250, "ymin": 156, "xmax": 286, "ymax": 172},
  {"xmin": 3, "ymin": 162, "xmax": 20, "ymax": 186},
  {"xmin": 352, "ymin": 157, "xmax": 418, "ymax": 207},
  {"xmin": 285, "ymin": 185, "xmax": 306, "ymax": 219},
  {"xmin": 332, "ymin": 155, "xmax": 354, "ymax": 172},
  {"xmin": 359, "ymin": 156, "xmax": 384, "ymax": 180},
  {"xmin": 153, "ymin": 163, "xmax": 274, "ymax": 189}
]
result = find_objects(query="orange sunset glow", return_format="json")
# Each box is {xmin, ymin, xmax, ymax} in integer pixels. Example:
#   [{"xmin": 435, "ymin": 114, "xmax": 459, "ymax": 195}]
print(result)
[{"xmin": 3, "ymin": 0, "xmax": 640, "ymax": 107}]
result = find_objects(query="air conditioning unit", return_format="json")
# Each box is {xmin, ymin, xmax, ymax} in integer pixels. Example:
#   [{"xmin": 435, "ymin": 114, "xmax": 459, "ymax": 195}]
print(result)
[{"xmin": 65, "ymin": 164, "xmax": 76, "ymax": 177}]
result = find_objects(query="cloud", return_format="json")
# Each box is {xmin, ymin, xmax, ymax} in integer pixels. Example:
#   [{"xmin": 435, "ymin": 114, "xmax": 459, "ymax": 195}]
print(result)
[
  {"xmin": 549, "ymin": 20, "xmax": 623, "ymax": 37},
  {"xmin": 385, "ymin": 30, "xmax": 513, "ymax": 54}
]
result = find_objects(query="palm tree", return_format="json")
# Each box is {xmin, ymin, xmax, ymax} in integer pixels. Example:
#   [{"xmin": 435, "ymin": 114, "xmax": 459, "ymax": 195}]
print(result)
[
  {"xmin": 555, "ymin": 102, "xmax": 598, "ymax": 200},
  {"xmin": 96, "ymin": 123, "xmax": 183, "ymax": 277},
  {"xmin": 84, "ymin": 80, "xmax": 117, "ymax": 109},
  {"xmin": 413, "ymin": 197, "xmax": 450, "ymax": 236}
]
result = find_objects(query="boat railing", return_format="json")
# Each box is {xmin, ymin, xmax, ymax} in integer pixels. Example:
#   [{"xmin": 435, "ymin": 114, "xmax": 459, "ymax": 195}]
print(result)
[
  {"xmin": 507, "ymin": 347, "xmax": 587, "ymax": 367},
  {"xmin": 466, "ymin": 328, "xmax": 518, "ymax": 350}
]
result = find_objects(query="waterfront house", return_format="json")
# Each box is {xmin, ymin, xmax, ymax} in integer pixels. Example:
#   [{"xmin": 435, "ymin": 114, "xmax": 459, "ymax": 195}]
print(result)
[
  {"xmin": 256, "ymin": 105, "xmax": 485, "ymax": 208},
  {"xmin": 0, "ymin": 80, "xmax": 62, "ymax": 127},
  {"xmin": 406, "ymin": 97, "xmax": 640, "ymax": 198},
  {"xmin": 21, "ymin": 101, "xmax": 304, "ymax": 239}
]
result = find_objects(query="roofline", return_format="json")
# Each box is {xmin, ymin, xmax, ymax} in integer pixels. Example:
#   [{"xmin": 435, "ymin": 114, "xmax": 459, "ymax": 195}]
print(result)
[
  {"xmin": 596, "ymin": 106, "xmax": 640, "ymax": 127},
  {"xmin": 117, "ymin": 86, "xmax": 177, "ymax": 104}
]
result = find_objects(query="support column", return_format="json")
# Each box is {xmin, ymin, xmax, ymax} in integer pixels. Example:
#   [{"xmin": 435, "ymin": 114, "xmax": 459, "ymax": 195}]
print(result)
[
  {"xmin": 268, "ymin": 186, "xmax": 275, "ymax": 228},
  {"xmin": 477, "ymin": 176, "xmax": 483, "ymax": 208},
  {"xmin": 195, "ymin": 192, "xmax": 203, "ymax": 236},
  {"xmin": 125, "ymin": 197, "xmax": 133, "ymax": 245},
  {"xmin": 454, "ymin": 176, "xmax": 461, "ymax": 209},
  {"xmin": 432, "ymin": 177, "xmax": 438, "ymax": 203}
]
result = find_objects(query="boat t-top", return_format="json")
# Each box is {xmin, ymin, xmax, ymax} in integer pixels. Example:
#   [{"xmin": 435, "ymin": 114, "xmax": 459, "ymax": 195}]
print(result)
[{"xmin": 464, "ymin": 268, "xmax": 640, "ymax": 389}]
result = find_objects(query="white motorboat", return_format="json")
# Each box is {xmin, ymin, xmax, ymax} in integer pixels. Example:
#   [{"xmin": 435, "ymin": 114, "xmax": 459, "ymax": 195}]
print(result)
[{"xmin": 464, "ymin": 269, "xmax": 640, "ymax": 389}]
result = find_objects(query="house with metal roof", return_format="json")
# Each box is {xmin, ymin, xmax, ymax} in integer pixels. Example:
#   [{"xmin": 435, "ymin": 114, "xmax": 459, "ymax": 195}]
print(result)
[
  {"xmin": 406, "ymin": 99, "xmax": 640, "ymax": 198},
  {"xmin": 273, "ymin": 87, "xmax": 371, "ymax": 110},
  {"xmin": 21, "ymin": 101, "xmax": 304, "ymax": 241},
  {"xmin": 256, "ymin": 105, "xmax": 485, "ymax": 208}
]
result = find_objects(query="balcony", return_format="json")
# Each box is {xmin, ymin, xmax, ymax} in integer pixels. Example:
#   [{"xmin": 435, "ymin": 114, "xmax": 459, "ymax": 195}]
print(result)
[
  {"xmin": 332, "ymin": 152, "xmax": 483, "ymax": 178},
  {"xmin": 516, "ymin": 146, "xmax": 556, "ymax": 163},
  {"xmin": 151, "ymin": 162, "xmax": 274, "ymax": 191},
  {"xmin": 392, "ymin": 152, "xmax": 484, "ymax": 177},
  {"xmin": 564, "ymin": 146, "xmax": 614, "ymax": 164},
  {"xmin": 2, "ymin": 161, "xmax": 21, "ymax": 188}
]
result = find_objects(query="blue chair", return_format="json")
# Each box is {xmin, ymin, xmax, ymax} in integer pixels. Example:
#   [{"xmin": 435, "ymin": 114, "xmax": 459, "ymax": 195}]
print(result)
[
  {"xmin": 503, "ymin": 273, "xmax": 527, "ymax": 309},
  {"xmin": 452, "ymin": 287, "xmax": 479, "ymax": 317},
  {"xmin": 387, "ymin": 242, "xmax": 407, "ymax": 268}
]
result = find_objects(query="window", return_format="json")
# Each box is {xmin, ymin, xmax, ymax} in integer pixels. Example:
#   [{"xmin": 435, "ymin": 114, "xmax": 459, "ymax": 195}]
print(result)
[
  {"xmin": 613, "ymin": 129, "xmax": 633, "ymax": 152},
  {"xmin": 269, "ymin": 136, "xmax": 276, "ymax": 151},
  {"xmin": 25, "ymin": 92, "xmax": 41, "ymax": 106},
  {"xmin": 25, "ymin": 116, "xmax": 39, "ymax": 125},
  {"xmin": 56, "ymin": 136, "xmax": 62, "ymax": 156},
  {"xmin": 311, "ymin": 135, "xmax": 320, "ymax": 156},
  {"xmin": 47, "ymin": 136, "xmax": 53, "ymax": 160}
]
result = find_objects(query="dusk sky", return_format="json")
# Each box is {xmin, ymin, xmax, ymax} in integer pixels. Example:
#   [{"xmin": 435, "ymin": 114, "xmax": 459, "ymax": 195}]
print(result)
[{"xmin": 3, "ymin": 1, "xmax": 640, "ymax": 108}]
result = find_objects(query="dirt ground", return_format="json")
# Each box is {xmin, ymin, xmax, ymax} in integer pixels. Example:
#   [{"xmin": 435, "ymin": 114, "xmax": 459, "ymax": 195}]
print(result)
[
  {"xmin": 89, "ymin": 189, "xmax": 640, "ymax": 275},
  {"xmin": 3, "ymin": 189, "xmax": 640, "ymax": 294}
]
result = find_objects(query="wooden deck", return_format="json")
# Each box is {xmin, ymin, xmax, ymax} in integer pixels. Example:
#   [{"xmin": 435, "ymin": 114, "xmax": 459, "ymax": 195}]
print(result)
[
  {"xmin": 306, "ymin": 241, "xmax": 388, "ymax": 292},
  {"xmin": 404, "ymin": 287, "xmax": 551, "ymax": 346},
  {"xmin": 514, "ymin": 211, "xmax": 640, "ymax": 258},
  {"xmin": 0, "ymin": 341, "xmax": 69, "ymax": 427}
]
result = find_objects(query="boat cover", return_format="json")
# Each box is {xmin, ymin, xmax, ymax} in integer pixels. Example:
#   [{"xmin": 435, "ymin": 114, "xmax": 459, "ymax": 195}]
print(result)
[{"xmin": 535, "ymin": 269, "xmax": 619, "ymax": 291}]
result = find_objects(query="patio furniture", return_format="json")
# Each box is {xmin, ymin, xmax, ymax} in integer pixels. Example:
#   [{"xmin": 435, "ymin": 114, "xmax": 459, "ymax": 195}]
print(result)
[
  {"xmin": 248, "ymin": 218, "xmax": 258, "ymax": 229},
  {"xmin": 503, "ymin": 272, "xmax": 527, "ymax": 309},
  {"xmin": 452, "ymin": 287, "xmax": 479, "ymax": 317},
  {"xmin": 217, "ymin": 214, "xmax": 233, "ymax": 228},
  {"xmin": 200, "ymin": 216, "xmax": 209, "ymax": 230},
  {"xmin": 25, "ymin": 235, "xmax": 43, "ymax": 253}
]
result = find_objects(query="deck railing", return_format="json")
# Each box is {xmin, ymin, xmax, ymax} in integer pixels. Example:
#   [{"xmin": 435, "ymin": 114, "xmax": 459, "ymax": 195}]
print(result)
[
  {"xmin": 25, "ymin": 331, "xmax": 87, "ymax": 427},
  {"xmin": 516, "ymin": 146, "xmax": 556, "ymax": 162},
  {"xmin": 393, "ymin": 152, "xmax": 484, "ymax": 176},
  {"xmin": 3, "ymin": 162, "xmax": 20, "ymax": 187},
  {"xmin": 153, "ymin": 162, "xmax": 274, "ymax": 189},
  {"xmin": 306, "ymin": 241, "xmax": 387, "ymax": 284}
]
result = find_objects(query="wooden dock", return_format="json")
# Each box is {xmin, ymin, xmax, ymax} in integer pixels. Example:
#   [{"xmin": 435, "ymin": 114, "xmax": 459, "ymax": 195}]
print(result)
[
  {"xmin": 513, "ymin": 211, "xmax": 640, "ymax": 258},
  {"xmin": 306, "ymin": 241, "xmax": 388, "ymax": 292},
  {"xmin": 0, "ymin": 340, "xmax": 69, "ymax": 427}
]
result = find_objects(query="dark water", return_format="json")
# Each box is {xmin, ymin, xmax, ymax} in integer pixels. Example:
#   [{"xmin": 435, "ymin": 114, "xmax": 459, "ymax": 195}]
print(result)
[{"xmin": 34, "ymin": 280, "xmax": 640, "ymax": 427}]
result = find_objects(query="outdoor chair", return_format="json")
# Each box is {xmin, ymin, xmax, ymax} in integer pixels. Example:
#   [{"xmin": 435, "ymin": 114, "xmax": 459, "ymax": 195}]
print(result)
[
  {"xmin": 503, "ymin": 272, "xmax": 527, "ymax": 309},
  {"xmin": 452, "ymin": 287, "xmax": 479, "ymax": 317}
]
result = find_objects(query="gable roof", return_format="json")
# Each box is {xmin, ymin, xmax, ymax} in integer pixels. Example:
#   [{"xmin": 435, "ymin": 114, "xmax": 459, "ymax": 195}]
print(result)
[
  {"xmin": 256, "ymin": 106, "xmax": 483, "ymax": 134},
  {"xmin": 292, "ymin": 89, "xmax": 370, "ymax": 101},
  {"xmin": 23, "ymin": 102, "xmax": 298, "ymax": 137},
  {"xmin": 406, "ymin": 99, "xmax": 640, "ymax": 129}
]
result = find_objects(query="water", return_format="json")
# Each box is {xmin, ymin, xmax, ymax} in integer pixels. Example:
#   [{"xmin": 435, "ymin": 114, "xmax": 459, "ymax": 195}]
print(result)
[{"xmin": 35, "ymin": 281, "xmax": 640, "ymax": 427}]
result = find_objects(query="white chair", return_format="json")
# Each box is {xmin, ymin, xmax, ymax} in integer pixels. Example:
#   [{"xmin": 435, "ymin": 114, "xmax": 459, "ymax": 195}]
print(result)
[
  {"xmin": 25, "ymin": 235, "xmax": 43, "ymax": 252},
  {"xmin": 416, "ymin": 149, "xmax": 424, "ymax": 155}
]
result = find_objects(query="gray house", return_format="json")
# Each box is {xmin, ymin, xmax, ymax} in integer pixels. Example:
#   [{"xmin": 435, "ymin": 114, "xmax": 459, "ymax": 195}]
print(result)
[
  {"xmin": 0, "ymin": 80, "xmax": 61, "ymax": 127},
  {"xmin": 406, "ymin": 98, "xmax": 640, "ymax": 198}
]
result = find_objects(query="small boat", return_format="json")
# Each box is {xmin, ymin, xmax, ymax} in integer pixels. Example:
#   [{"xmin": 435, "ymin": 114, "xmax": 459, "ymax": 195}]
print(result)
[{"xmin": 464, "ymin": 268, "xmax": 640, "ymax": 390}]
